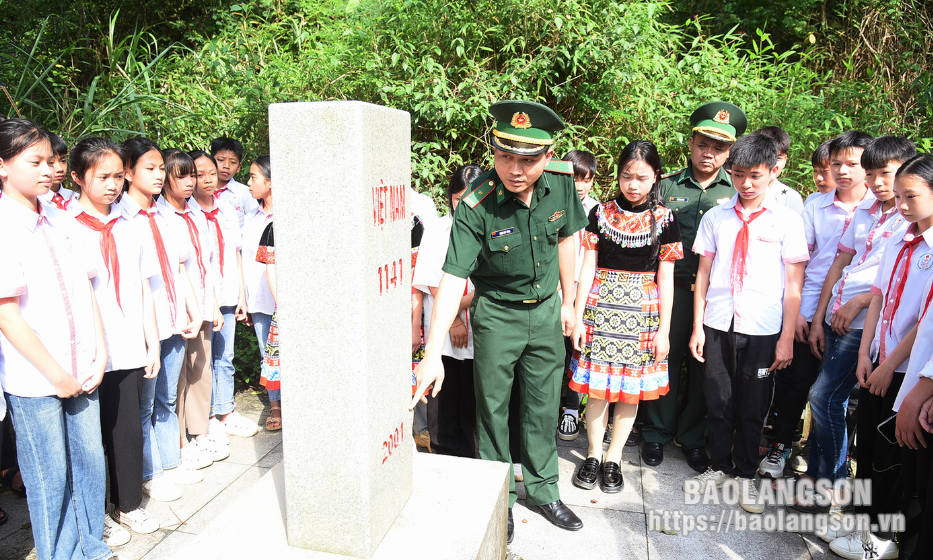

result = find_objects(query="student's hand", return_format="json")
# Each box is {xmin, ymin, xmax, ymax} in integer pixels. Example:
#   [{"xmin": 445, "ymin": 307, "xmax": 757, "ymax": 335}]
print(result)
[
  {"xmin": 689, "ymin": 325, "xmax": 705, "ymax": 363},
  {"xmin": 144, "ymin": 346, "xmax": 161, "ymax": 379},
  {"xmin": 54, "ymin": 375, "xmax": 84, "ymax": 399},
  {"xmin": 571, "ymin": 320, "xmax": 586, "ymax": 352},
  {"xmin": 856, "ymin": 353, "xmax": 873, "ymax": 388},
  {"xmin": 181, "ymin": 319, "xmax": 200, "ymax": 340},
  {"xmin": 771, "ymin": 335, "xmax": 794, "ymax": 371},
  {"xmin": 235, "ymin": 297, "xmax": 248, "ymax": 321},
  {"xmin": 243, "ymin": 312, "xmax": 254, "ymax": 327},
  {"xmin": 794, "ymin": 314, "xmax": 810, "ymax": 343},
  {"xmin": 920, "ymin": 397, "xmax": 933, "ymax": 434},
  {"xmin": 830, "ymin": 300, "xmax": 861, "ymax": 335},
  {"xmin": 411, "ymin": 321, "xmax": 422, "ymax": 354},
  {"xmin": 409, "ymin": 353, "xmax": 444, "ymax": 410},
  {"xmin": 866, "ymin": 361, "xmax": 895, "ymax": 397},
  {"xmin": 652, "ymin": 333, "xmax": 670, "ymax": 364},
  {"xmin": 449, "ymin": 321, "xmax": 468, "ymax": 349},
  {"xmin": 561, "ymin": 302, "xmax": 575, "ymax": 337},
  {"xmin": 213, "ymin": 314, "xmax": 224, "ymax": 333},
  {"xmin": 896, "ymin": 393, "xmax": 928, "ymax": 449},
  {"xmin": 808, "ymin": 321, "xmax": 825, "ymax": 360},
  {"xmin": 80, "ymin": 361, "xmax": 107, "ymax": 394}
]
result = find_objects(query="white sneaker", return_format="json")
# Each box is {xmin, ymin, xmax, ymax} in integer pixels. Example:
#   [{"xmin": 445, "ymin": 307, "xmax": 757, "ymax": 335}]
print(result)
[
  {"xmin": 103, "ymin": 514, "xmax": 131, "ymax": 547},
  {"xmin": 829, "ymin": 531, "xmax": 899, "ymax": 560},
  {"xmin": 685, "ymin": 467, "xmax": 728, "ymax": 493},
  {"xmin": 223, "ymin": 411, "xmax": 259, "ymax": 438},
  {"xmin": 165, "ymin": 465, "xmax": 202, "ymax": 485},
  {"xmin": 142, "ymin": 476, "xmax": 181, "ymax": 502},
  {"xmin": 208, "ymin": 417, "xmax": 230, "ymax": 446},
  {"xmin": 817, "ymin": 513, "xmax": 855, "ymax": 543},
  {"xmin": 181, "ymin": 442, "xmax": 214, "ymax": 470},
  {"xmin": 113, "ymin": 507, "xmax": 159, "ymax": 534},
  {"xmin": 758, "ymin": 443, "xmax": 791, "ymax": 478},
  {"xmin": 738, "ymin": 478, "xmax": 765, "ymax": 514},
  {"xmin": 199, "ymin": 436, "xmax": 230, "ymax": 461}
]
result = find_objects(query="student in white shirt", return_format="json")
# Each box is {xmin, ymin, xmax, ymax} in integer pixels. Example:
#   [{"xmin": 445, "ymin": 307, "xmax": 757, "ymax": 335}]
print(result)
[
  {"xmin": 69, "ymin": 137, "xmax": 162, "ymax": 537},
  {"xmin": 210, "ymin": 137, "xmax": 257, "ymax": 231},
  {"xmin": 38, "ymin": 132, "xmax": 76, "ymax": 211},
  {"xmin": 0, "ymin": 118, "xmax": 111, "ymax": 560},
  {"xmin": 804, "ymin": 137, "xmax": 915, "ymax": 501},
  {"xmin": 760, "ymin": 131, "xmax": 874, "ymax": 479},
  {"xmin": 189, "ymin": 151, "xmax": 258, "ymax": 441},
  {"xmin": 160, "ymin": 149, "xmax": 225, "ymax": 467},
  {"xmin": 687, "ymin": 133, "xmax": 808, "ymax": 514},
  {"xmin": 413, "ymin": 164, "xmax": 481, "ymax": 458},
  {"xmin": 754, "ymin": 127, "xmax": 805, "ymax": 214},
  {"xmin": 120, "ymin": 137, "xmax": 204, "ymax": 507},
  {"xmin": 846, "ymin": 153, "xmax": 933, "ymax": 560}
]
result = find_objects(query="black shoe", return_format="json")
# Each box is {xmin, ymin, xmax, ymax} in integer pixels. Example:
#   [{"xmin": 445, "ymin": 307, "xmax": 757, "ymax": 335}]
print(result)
[
  {"xmin": 530, "ymin": 500, "xmax": 583, "ymax": 531},
  {"xmin": 683, "ymin": 447, "xmax": 710, "ymax": 473},
  {"xmin": 572, "ymin": 457, "xmax": 600, "ymax": 490},
  {"xmin": 642, "ymin": 442, "xmax": 664, "ymax": 466},
  {"xmin": 599, "ymin": 461, "xmax": 624, "ymax": 493},
  {"xmin": 625, "ymin": 430, "xmax": 641, "ymax": 447},
  {"xmin": 557, "ymin": 413, "xmax": 580, "ymax": 441},
  {"xmin": 507, "ymin": 508, "xmax": 514, "ymax": 544}
]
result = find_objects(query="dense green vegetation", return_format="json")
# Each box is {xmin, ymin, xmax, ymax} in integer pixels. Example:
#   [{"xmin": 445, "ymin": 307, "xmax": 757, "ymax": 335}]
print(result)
[{"xmin": 3, "ymin": 0, "xmax": 931, "ymax": 384}]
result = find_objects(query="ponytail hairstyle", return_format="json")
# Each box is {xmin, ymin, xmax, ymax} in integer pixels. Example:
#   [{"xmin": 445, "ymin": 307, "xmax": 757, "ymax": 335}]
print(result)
[
  {"xmin": 162, "ymin": 148, "xmax": 196, "ymax": 193},
  {"xmin": 0, "ymin": 118, "xmax": 50, "ymax": 167},
  {"xmin": 615, "ymin": 140, "xmax": 664, "ymax": 249},
  {"xmin": 896, "ymin": 153, "xmax": 933, "ymax": 192},
  {"xmin": 253, "ymin": 154, "xmax": 271, "ymax": 181},
  {"xmin": 121, "ymin": 137, "xmax": 162, "ymax": 192},
  {"xmin": 69, "ymin": 137, "xmax": 126, "ymax": 191},
  {"xmin": 448, "ymin": 164, "xmax": 482, "ymax": 211}
]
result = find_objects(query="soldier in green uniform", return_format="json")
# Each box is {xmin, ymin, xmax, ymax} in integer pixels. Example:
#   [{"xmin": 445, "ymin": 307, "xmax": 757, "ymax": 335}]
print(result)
[
  {"xmin": 640, "ymin": 101, "xmax": 748, "ymax": 472},
  {"xmin": 409, "ymin": 100, "xmax": 588, "ymax": 542}
]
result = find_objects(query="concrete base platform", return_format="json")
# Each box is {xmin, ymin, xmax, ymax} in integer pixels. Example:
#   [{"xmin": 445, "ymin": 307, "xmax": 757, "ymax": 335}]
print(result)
[{"xmin": 168, "ymin": 452, "xmax": 510, "ymax": 560}]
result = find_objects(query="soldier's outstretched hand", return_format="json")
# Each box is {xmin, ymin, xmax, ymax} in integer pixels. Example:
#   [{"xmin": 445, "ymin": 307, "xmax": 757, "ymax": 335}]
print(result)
[{"xmin": 409, "ymin": 352, "xmax": 445, "ymax": 410}]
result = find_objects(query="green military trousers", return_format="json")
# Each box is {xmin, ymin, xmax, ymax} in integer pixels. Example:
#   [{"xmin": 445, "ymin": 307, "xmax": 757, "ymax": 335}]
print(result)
[
  {"xmin": 641, "ymin": 286, "xmax": 708, "ymax": 450},
  {"xmin": 471, "ymin": 293, "xmax": 563, "ymax": 507}
]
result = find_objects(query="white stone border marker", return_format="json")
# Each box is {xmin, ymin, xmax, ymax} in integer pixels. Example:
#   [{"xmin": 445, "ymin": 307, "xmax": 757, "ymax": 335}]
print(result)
[{"xmin": 270, "ymin": 101, "xmax": 413, "ymax": 558}]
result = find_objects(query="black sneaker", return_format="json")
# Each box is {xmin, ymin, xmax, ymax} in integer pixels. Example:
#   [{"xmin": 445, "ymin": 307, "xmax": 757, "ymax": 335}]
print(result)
[{"xmin": 558, "ymin": 413, "xmax": 580, "ymax": 441}]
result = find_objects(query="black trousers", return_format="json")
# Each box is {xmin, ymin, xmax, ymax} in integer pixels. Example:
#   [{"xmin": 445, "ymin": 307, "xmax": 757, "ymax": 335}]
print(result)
[
  {"xmin": 99, "ymin": 367, "xmax": 145, "ymax": 511},
  {"xmin": 427, "ymin": 356, "xmax": 477, "ymax": 458},
  {"xmin": 773, "ymin": 330, "xmax": 822, "ymax": 446},
  {"xmin": 704, "ymin": 325, "xmax": 779, "ymax": 478},
  {"xmin": 901, "ymin": 443, "xmax": 933, "ymax": 560},
  {"xmin": 853, "ymin": 370, "xmax": 904, "ymax": 541}
]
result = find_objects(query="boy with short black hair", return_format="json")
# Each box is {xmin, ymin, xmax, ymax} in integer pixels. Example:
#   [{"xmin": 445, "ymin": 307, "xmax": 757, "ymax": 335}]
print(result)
[
  {"xmin": 754, "ymin": 126, "xmax": 804, "ymax": 214},
  {"xmin": 687, "ymin": 133, "xmax": 808, "ymax": 513},
  {"xmin": 210, "ymin": 137, "xmax": 258, "ymax": 230},
  {"xmin": 38, "ymin": 132, "xmax": 75, "ymax": 211},
  {"xmin": 557, "ymin": 149, "xmax": 599, "ymax": 441},
  {"xmin": 805, "ymin": 140, "xmax": 836, "ymax": 205}
]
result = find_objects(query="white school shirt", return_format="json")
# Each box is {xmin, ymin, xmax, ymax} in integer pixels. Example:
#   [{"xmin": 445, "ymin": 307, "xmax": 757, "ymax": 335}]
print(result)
[
  {"xmin": 804, "ymin": 191, "xmax": 822, "ymax": 207},
  {"xmin": 770, "ymin": 180, "xmax": 805, "ymax": 215},
  {"xmin": 893, "ymin": 272, "xmax": 933, "ymax": 412},
  {"xmin": 869, "ymin": 223, "xmax": 933, "ymax": 372},
  {"xmin": 39, "ymin": 187, "xmax": 76, "ymax": 209},
  {"xmin": 214, "ymin": 177, "xmax": 258, "ymax": 234},
  {"xmin": 189, "ymin": 197, "xmax": 242, "ymax": 308},
  {"xmin": 829, "ymin": 200, "xmax": 907, "ymax": 329},
  {"xmin": 117, "ymin": 195, "xmax": 194, "ymax": 341},
  {"xmin": 157, "ymin": 196, "xmax": 216, "ymax": 322},
  {"xmin": 411, "ymin": 188, "xmax": 438, "ymax": 225},
  {"xmin": 0, "ymin": 197, "xmax": 99, "ymax": 397},
  {"xmin": 692, "ymin": 192, "xmax": 809, "ymax": 336},
  {"xmin": 69, "ymin": 209, "xmax": 160, "ymax": 371},
  {"xmin": 412, "ymin": 214, "xmax": 475, "ymax": 360},
  {"xmin": 800, "ymin": 189, "xmax": 874, "ymax": 321},
  {"xmin": 242, "ymin": 206, "xmax": 275, "ymax": 316}
]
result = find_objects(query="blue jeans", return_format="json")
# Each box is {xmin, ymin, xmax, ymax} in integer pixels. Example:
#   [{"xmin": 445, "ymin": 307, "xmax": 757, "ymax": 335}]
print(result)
[
  {"xmin": 142, "ymin": 334, "xmax": 185, "ymax": 479},
  {"xmin": 211, "ymin": 306, "xmax": 237, "ymax": 416},
  {"xmin": 6, "ymin": 392, "xmax": 111, "ymax": 560},
  {"xmin": 252, "ymin": 313, "xmax": 278, "ymax": 402},
  {"xmin": 807, "ymin": 326, "xmax": 862, "ymax": 481}
]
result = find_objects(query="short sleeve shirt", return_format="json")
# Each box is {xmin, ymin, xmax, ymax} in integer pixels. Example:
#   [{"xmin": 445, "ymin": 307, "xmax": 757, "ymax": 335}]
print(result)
[
  {"xmin": 215, "ymin": 178, "xmax": 259, "ymax": 235},
  {"xmin": 243, "ymin": 207, "xmax": 275, "ymax": 316},
  {"xmin": 770, "ymin": 180, "xmax": 805, "ymax": 215},
  {"xmin": 443, "ymin": 168, "xmax": 588, "ymax": 302},
  {"xmin": 659, "ymin": 164, "xmax": 735, "ymax": 285},
  {"xmin": 895, "ymin": 272, "xmax": 933, "ymax": 412},
  {"xmin": 581, "ymin": 199, "xmax": 683, "ymax": 272},
  {"xmin": 190, "ymin": 197, "xmax": 242, "ymax": 308}
]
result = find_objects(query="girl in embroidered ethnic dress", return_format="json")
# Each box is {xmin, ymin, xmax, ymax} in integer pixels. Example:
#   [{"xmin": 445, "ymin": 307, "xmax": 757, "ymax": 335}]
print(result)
[{"xmin": 569, "ymin": 140, "xmax": 683, "ymax": 493}]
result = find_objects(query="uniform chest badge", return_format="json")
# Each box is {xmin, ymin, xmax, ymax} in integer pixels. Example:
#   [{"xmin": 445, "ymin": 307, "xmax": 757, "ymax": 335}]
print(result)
[
  {"xmin": 919, "ymin": 253, "xmax": 933, "ymax": 270},
  {"xmin": 548, "ymin": 210, "xmax": 565, "ymax": 222},
  {"xmin": 492, "ymin": 227, "xmax": 515, "ymax": 238},
  {"xmin": 669, "ymin": 197, "xmax": 688, "ymax": 203}
]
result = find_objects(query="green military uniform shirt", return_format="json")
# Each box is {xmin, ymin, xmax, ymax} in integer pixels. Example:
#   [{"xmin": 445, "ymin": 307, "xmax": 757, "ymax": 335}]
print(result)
[
  {"xmin": 659, "ymin": 164, "xmax": 734, "ymax": 287},
  {"xmin": 443, "ymin": 166, "xmax": 588, "ymax": 301}
]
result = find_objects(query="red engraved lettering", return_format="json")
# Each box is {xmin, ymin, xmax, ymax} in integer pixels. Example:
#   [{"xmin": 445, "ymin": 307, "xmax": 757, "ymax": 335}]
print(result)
[{"xmin": 378, "ymin": 267, "xmax": 383, "ymax": 294}]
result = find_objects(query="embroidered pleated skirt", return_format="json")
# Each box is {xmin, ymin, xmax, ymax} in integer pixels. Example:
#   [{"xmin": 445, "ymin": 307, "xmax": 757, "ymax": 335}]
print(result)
[
  {"xmin": 568, "ymin": 268, "xmax": 670, "ymax": 404},
  {"xmin": 260, "ymin": 310, "xmax": 280, "ymax": 391}
]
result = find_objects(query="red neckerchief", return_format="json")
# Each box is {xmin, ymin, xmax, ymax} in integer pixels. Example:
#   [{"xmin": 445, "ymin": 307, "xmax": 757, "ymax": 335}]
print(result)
[
  {"xmin": 177, "ymin": 209, "xmax": 207, "ymax": 289},
  {"xmin": 76, "ymin": 212, "xmax": 123, "ymax": 312},
  {"xmin": 730, "ymin": 204, "xmax": 768, "ymax": 297},
  {"xmin": 140, "ymin": 206, "xmax": 178, "ymax": 329},
  {"xmin": 51, "ymin": 191, "xmax": 67, "ymax": 210},
  {"xmin": 213, "ymin": 185, "xmax": 228, "ymax": 199},
  {"xmin": 202, "ymin": 207, "xmax": 225, "ymax": 276},
  {"xmin": 880, "ymin": 229, "xmax": 925, "ymax": 360}
]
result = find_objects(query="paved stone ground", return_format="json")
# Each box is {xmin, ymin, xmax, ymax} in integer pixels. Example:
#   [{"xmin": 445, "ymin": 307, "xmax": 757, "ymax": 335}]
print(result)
[{"xmin": 1, "ymin": 392, "xmax": 840, "ymax": 560}]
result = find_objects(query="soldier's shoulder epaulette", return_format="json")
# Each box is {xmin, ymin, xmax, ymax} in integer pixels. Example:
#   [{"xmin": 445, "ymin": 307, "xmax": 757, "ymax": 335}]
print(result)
[
  {"xmin": 544, "ymin": 160, "xmax": 575, "ymax": 175},
  {"xmin": 462, "ymin": 172, "xmax": 498, "ymax": 209},
  {"xmin": 661, "ymin": 168, "xmax": 684, "ymax": 180}
]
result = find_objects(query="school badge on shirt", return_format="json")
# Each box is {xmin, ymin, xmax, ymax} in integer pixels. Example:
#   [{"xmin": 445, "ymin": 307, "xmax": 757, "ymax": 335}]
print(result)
[{"xmin": 919, "ymin": 253, "xmax": 933, "ymax": 270}]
